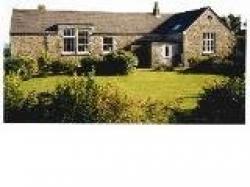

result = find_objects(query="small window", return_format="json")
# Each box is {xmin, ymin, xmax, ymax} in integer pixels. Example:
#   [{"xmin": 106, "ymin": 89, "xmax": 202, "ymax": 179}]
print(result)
[
  {"xmin": 165, "ymin": 46, "xmax": 170, "ymax": 57},
  {"xmin": 78, "ymin": 30, "xmax": 90, "ymax": 52},
  {"xmin": 103, "ymin": 37, "xmax": 114, "ymax": 52},
  {"xmin": 63, "ymin": 28, "xmax": 76, "ymax": 52},
  {"xmin": 172, "ymin": 24, "xmax": 182, "ymax": 31},
  {"xmin": 202, "ymin": 32, "xmax": 216, "ymax": 54}
]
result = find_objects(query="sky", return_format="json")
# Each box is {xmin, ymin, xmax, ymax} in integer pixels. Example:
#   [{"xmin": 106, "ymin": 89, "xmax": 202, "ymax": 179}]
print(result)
[{"xmin": 0, "ymin": 0, "xmax": 248, "ymax": 52}]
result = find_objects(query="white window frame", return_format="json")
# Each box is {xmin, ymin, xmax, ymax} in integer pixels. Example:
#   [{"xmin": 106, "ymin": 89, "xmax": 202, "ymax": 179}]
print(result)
[
  {"xmin": 63, "ymin": 28, "xmax": 76, "ymax": 55},
  {"xmin": 77, "ymin": 29, "xmax": 90, "ymax": 54},
  {"xmin": 102, "ymin": 36, "xmax": 114, "ymax": 53},
  {"xmin": 62, "ymin": 27, "xmax": 90, "ymax": 55},
  {"xmin": 202, "ymin": 32, "xmax": 216, "ymax": 54}
]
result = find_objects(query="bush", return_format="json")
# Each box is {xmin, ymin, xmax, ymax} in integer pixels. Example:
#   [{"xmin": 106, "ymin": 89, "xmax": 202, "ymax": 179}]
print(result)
[
  {"xmin": 99, "ymin": 50, "xmax": 138, "ymax": 75},
  {"xmin": 174, "ymin": 77, "xmax": 245, "ymax": 124},
  {"xmin": 50, "ymin": 59, "xmax": 77, "ymax": 75},
  {"xmin": 4, "ymin": 56, "xmax": 38, "ymax": 80},
  {"xmin": 195, "ymin": 77, "xmax": 245, "ymax": 123},
  {"xmin": 186, "ymin": 57, "xmax": 244, "ymax": 77},
  {"xmin": 37, "ymin": 53, "xmax": 52, "ymax": 76},
  {"xmin": 4, "ymin": 74, "xmax": 24, "ymax": 122},
  {"xmin": 79, "ymin": 56, "xmax": 100, "ymax": 76}
]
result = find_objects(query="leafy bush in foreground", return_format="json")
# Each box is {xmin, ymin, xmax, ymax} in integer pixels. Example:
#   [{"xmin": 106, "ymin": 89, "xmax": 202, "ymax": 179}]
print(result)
[
  {"xmin": 4, "ymin": 75, "xmax": 176, "ymax": 123},
  {"xmin": 4, "ymin": 55, "xmax": 39, "ymax": 80},
  {"xmin": 174, "ymin": 77, "xmax": 245, "ymax": 124},
  {"xmin": 4, "ymin": 74, "xmax": 24, "ymax": 122}
]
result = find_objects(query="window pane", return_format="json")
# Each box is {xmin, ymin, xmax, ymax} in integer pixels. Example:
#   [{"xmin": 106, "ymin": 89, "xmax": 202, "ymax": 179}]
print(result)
[
  {"xmin": 64, "ymin": 28, "xmax": 75, "ymax": 36},
  {"xmin": 78, "ymin": 45, "xmax": 88, "ymax": 52},
  {"xmin": 103, "ymin": 37, "xmax": 114, "ymax": 51},
  {"xmin": 64, "ymin": 38, "xmax": 75, "ymax": 52},
  {"xmin": 165, "ymin": 46, "xmax": 169, "ymax": 56}
]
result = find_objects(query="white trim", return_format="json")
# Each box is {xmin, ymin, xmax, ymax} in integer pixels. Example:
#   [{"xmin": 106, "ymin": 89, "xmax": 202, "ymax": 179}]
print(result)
[{"xmin": 62, "ymin": 27, "xmax": 91, "ymax": 55}]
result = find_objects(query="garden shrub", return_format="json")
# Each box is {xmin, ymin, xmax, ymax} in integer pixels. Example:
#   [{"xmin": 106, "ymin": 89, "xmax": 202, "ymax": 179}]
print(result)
[
  {"xmin": 99, "ymin": 50, "xmax": 138, "ymax": 75},
  {"xmin": 174, "ymin": 77, "xmax": 245, "ymax": 124},
  {"xmin": 50, "ymin": 59, "xmax": 78, "ymax": 75},
  {"xmin": 79, "ymin": 56, "xmax": 100, "ymax": 75},
  {"xmin": 4, "ymin": 74, "xmax": 24, "ymax": 122},
  {"xmin": 195, "ymin": 77, "xmax": 245, "ymax": 123},
  {"xmin": 37, "ymin": 53, "xmax": 52, "ymax": 76},
  {"xmin": 186, "ymin": 56, "xmax": 244, "ymax": 77},
  {"xmin": 4, "ymin": 75, "xmax": 176, "ymax": 123},
  {"xmin": 4, "ymin": 55, "xmax": 38, "ymax": 80}
]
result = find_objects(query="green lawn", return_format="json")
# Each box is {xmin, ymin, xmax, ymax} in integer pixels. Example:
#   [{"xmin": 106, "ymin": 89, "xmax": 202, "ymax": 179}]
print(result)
[{"xmin": 20, "ymin": 69, "xmax": 227, "ymax": 110}]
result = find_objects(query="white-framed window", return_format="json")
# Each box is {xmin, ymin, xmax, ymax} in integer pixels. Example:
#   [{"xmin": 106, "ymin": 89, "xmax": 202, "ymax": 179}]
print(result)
[
  {"xmin": 103, "ymin": 37, "xmax": 114, "ymax": 52},
  {"xmin": 63, "ymin": 27, "xmax": 90, "ymax": 54},
  {"xmin": 78, "ymin": 29, "xmax": 90, "ymax": 53},
  {"xmin": 63, "ymin": 28, "xmax": 76, "ymax": 53},
  {"xmin": 202, "ymin": 33, "xmax": 216, "ymax": 54}
]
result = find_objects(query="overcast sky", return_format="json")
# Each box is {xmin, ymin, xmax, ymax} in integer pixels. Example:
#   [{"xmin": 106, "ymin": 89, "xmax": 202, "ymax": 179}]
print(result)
[{"xmin": 0, "ymin": 0, "xmax": 248, "ymax": 52}]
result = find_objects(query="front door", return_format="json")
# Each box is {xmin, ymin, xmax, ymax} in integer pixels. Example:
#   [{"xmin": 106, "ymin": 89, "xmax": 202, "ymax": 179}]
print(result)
[{"xmin": 131, "ymin": 44, "xmax": 151, "ymax": 68}]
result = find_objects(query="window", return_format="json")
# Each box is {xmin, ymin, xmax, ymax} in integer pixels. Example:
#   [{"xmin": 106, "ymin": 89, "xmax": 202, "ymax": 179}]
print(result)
[
  {"xmin": 103, "ymin": 37, "xmax": 114, "ymax": 52},
  {"xmin": 78, "ymin": 30, "xmax": 89, "ymax": 52},
  {"xmin": 163, "ymin": 45, "xmax": 171, "ymax": 57},
  {"xmin": 63, "ymin": 28, "xmax": 90, "ymax": 54},
  {"xmin": 63, "ymin": 28, "xmax": 76, "ymax": 52},
  {"xmin": 165, "ymin": 46, "xmax": 170, "ymax": 57},
  {"xmin": 203, "ymin": 33, "xmax": 216, "ymax": 54},
  {"xmin": 172, "ymin": 24, "xmax": 182, "ymax": 31}
]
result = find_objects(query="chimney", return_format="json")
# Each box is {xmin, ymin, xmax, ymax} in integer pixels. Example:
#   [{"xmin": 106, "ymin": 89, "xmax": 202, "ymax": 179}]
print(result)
[
  {"xmin": 153, "ymin": 1, "xmax": 160, "ymax": 17},
  {"xmin": 37, "ymin": 4, "xmax": 46, "ymax": 13}
]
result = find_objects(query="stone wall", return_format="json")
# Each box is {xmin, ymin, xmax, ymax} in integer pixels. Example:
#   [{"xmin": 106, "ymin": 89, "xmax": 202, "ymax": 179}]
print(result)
[
  {"xmin": 10, "ymin": 35, "xmax": 45, "ymax": 59},
  {"xmin": 183, "ymin": 9, "xmax": 235, "ymax": 66}
]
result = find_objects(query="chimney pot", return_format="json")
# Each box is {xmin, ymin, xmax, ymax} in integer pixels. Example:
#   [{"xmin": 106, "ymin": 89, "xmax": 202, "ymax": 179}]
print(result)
[{"xmin": 153, "ymin": 1, "xmax": 160, "ymax": 17}]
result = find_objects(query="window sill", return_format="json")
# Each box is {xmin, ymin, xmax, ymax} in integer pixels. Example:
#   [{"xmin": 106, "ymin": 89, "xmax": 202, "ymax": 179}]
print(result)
[
  {"xmin": 202, "ymin": 51, "xmax": 215, "ymax": 55},
  {"xmin": 61, "ymin": 52, "xmax": 90, "ymax": 56}
]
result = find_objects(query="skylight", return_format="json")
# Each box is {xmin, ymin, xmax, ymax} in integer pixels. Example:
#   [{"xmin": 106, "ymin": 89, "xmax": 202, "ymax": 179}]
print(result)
[{"xmin": 172, "ymin": 24, "xmax": 182, "ymax": 31}]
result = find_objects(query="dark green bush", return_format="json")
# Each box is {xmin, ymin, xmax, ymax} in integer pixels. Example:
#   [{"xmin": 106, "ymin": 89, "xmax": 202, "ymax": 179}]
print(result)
[
  {"xmin": 174, "ymin": 77, "xmax": 245, "ymax": 124},
  {"xmin": 186, "ymin": 57, "xmax": 244, "ymax": 77},
  {"xmin": 196, "ymin": 77, "xmax": 245, "ymax": 123},
  {"xmin": 99, "ymin": 50, "xmax": 138, "ymax": 75},
  {"xmin": 79, "ymin": 56, "xmax": 100, "ymax": 75},
  {"xmin": 4, "ymin": 56, "xmax": 38, "ymax": 80},
  {"xmin": 50, "ymin": 59, "xmax": 77, "ymax": 75}
]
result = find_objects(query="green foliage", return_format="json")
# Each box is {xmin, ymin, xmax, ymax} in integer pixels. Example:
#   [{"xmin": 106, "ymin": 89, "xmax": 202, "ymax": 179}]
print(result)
[
  {"xmin": 99, "ymin": 50, "xmax": 138, "ymax": 75},
  {"xmin": 79, "ymin": 56, "xmax": 100, "ymax": 76},
  {"xmin": 174, "ymin": 77, "xmax": 245, "ymax": 124},
  {"xmin": 4, "ymin": 55, "xmax": 39, "ymax": 80},
  {"xmin": 37, "ymin": 53, "xmax": 52, "ymax": 76},
  {"xmin": 3, "ymin": 43, "xmax": 11, "ymax": 58},
  {"xmin": 196, "ymin": 77, "xmax": 245, "ymax": 123},
  {"xmin": 221, "ymin": 14, "xmax": 241, "ymax": 34},
  {"xmin": 4, "ymin": 74, "xmax": 24, "ymax": 122},
  {"xmin": 50, "ymin": 59, "xmax": 77, "ymax": 75},
  {"xmin": 4, "ymin": 74, "xmax": 175, "ymax": 123},
  {"xmin": 186, "ymin": 57, "xmax": 244, "ymax": 77}
]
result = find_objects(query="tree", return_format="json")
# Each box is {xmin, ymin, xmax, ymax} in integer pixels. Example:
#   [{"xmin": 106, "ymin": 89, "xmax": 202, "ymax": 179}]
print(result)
[{"xmin": 221, "ymin": 14, "xmax": 241, "ymax": 34}]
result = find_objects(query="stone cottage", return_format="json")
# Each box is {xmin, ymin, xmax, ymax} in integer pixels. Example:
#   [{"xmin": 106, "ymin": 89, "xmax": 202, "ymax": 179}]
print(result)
[{"xmin": 10, "ymin": 2, "xmax": 235, "ymax": 67}]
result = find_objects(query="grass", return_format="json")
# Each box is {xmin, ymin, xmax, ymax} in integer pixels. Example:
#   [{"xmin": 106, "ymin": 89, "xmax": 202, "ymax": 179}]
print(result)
[{"xmin": 20, "ymin": 69, "xmax": 227, "ymax": 110}]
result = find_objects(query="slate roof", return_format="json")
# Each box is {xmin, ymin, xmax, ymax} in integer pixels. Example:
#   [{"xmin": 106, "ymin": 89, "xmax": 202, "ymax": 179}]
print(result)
[{"xmin": 10, "ymin": 7, "xmax": 209, "ymax": 35}]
